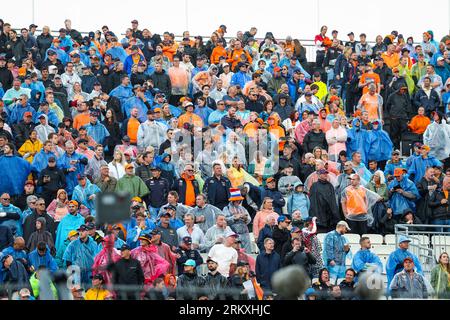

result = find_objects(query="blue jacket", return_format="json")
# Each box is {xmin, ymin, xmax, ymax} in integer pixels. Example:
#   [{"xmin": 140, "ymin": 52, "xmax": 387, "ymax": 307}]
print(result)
[
  {"xmin": 9, "ymin": 103, "xmax": 36, "ymax": 125},
  {"xmin": 384, "ymin": 160, "xmax": 407, "ymax": 177},
  {"xmin": 36, "ymin": 110, "xmax": 59, "ymax": 127},
  {"xmin": 287, "ymin": 189, "xmax": 310, "ymax": 218},
  {"xmin": 366, "ymin": 122, "xmax": 393, "ymax": 162},
  {"xmin": 109, "ymin": 84, "xmax": 133, "ymax": 106},
  {"xmin": 388, "ymin": 176, "xmax": 420, "ymax": 215},
  {"xmin": 85, "ymin": 120, "xmax": 110, "ymax": 145},
  {"xmin": 386, "ymin": 248, "xmax": 423, "ymax": 287},
  {"xmin": 57, "ymin": 152, "xmax": 88, "ymax": 195},
  {"xmin": 28, "ymin": 248, "xmax": 58, "ymax": 273},
  {"xmin": 0, "ymin": 204, "xmax": 23, "ymax": 236},
  {"xmin": 72, "ymin": 180, "xmax": 101, "ymax": 216},
  {"xmin": 2, "ymin": 246, "xmax": 28, "ymax": 261},
  {"xmin": 255, "ymin": 251, "xmax": 281, "ymax": 289},
  {"xmin": 407, "ymin": 156, "xmax": 442, "ymax": 184},
  {"xmin": 124, "ymin": 54, "xmax": 146, "ymax": 75},
  {"xmin": 287, "ymin": 78, "xmax": 306, "ymax": 102},
  {"xmin": 230, "ymin": 71, "xmax": 251, "ymax": 89},
  {"xmin": 260, "ymin": 187, "xmax": 286, "ymax": 215},
  {"xmin": 346, "ymin": 118, "xmax": 368, "ymax": 163},
  {"xmin": 0, "ymin": 155, "xmax": 31, "ymax": 196},
  {"xmin": 54, "ymin": 213, "xmax": 85, "ymax": 267},
  {"xmin": 257, "ymin": 225, "xmax": 274, "ymax": 252},
  {"xmin": 122, "ymin": 96, "xmax": 149, "ymax": 122},
  {"xmin": 106, "ymin": 46, "xmax": 128, "ymax": 63},
  {"xmin": 62, "ymin": 237, "xmax": 99, "ymax": 271},
  {"xmin": 31, "ymin": 150, "xmax": 57, "ymax": 174},
  {"xmin": 352, "ymin": 249, "xmax": 383, "ymax": 273}
]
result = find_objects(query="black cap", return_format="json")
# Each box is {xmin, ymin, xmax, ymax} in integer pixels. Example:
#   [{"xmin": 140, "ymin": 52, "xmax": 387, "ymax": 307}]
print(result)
[
  {"xmin": 147, "ymin": 109, "xmax": 155, "ymax": 115},
  {"xmin": 182, "ymin": 236, "xmax": 192, "ymax": 244},
  {"xmin": 78, "ymin": 138, "xmax": 88, "ymax": 145},
  {"xmin": 120, "ymin": 244, "xmax": 131, "ymax": 251},
  {"xmin": 150, "ymin": 166, "xmax": 161, "ymax": 171},
  {"xmin": 219, "ymin": 24, "xmax": 227, "ymax": 31},
  {"xmin": 122, "ymin": 135, "xmax": 130, "ymax": 142},
  {"xmin": 86, "ymin": 222, "xmax": 96, "ymax": 230},
  {"xmin": 237, "ymin": 260, "xmax": 249, "ymax": 267},
  {"xmin": 59, "ymin": 28, "xmax": 67, "ymax": 33},
  {"xmin": 166, "ymin": 204, "xmax": 176, "ymax": 211},
  {"xmin": 160, "ymin": 211, "xmax": 171, "ymax": 218},
  {"xmin": 347, "ymin": 32, "xmax": 354, "ymax": 36},
  {"xmin": 130, "ymin": 45, "xmax": 138, "ymax": 51},
  {"xmin": 92, "ymin": 274, "xmax": 104, "ymax": 281},
  {"xmin": 150, "ymin": 229, "xmax": 162, "ymax": 236},
  {"xmin": 48, "ymin": 156, "xmax": 56, "ymax": 162},
  {"xmin": 29, "ymin": 24, "xmax": 38, "ymax": 29},
  {"xmin": 77, "ymin": 224, "xmax": 88, "ymax": 231}
]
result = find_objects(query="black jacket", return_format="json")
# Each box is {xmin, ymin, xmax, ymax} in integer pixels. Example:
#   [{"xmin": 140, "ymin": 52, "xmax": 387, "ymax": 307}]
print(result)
[
  {"xmin": 385, "ymin": 90, "xmax": 414, "ymax": 120},
  {"xmin": 37, "ymin": 166, "xmax": 66, "ymax": 197},
  {"xmin": 204, "ymin": 271, "xmax": 228, "ymax": 300},
  {"xmin": 413, "ymin": 88, "xmax": 441, "ymax": 114},
  {"xmin": 0, "ymin": 225, "xmax": 13, "ymax": 251},
  {"xmin": 279, "ymin": 155, "xmax": 302, "ymax": 177},
  {"xmin": 36, "ymin": 33, "xmax": 54, "ymax": 59},
  {"xmin": 303, "ymin": 130, "xmax": 328, "ymax": 153},
  {"xmin": 203, "ymin": 176, "xmax": 231, "ymax": 210},
  {"xmin": 415, "ymin": 177, "xmax": 439, "ymax": 223},
  {"xmin": 0, "ymin": 66, "xmax": 13, "ymax": 91},
  {"xmin": 309, "ymin": 179, "xmax": 341, "ymax": 229},
  {"xmin": 176, "ymin": 272, "xmax": 206, "ymax": 300},
  {"xmin": 220, "ymin": 115, "xmax": 242, "ymax": 129},
  {"xmin": 273, "ymin": 104, "xmax": 294, "ymax": 121},
  {"xmin": 175, "ymin": 247, "xmax": 204, "ymax": 275},
  {"xmin": 97, "ymin": 73, "xmax": 114, "ymax": 95},
  {"xmin": 102, "ymin": 120, "xmax": 121, "ymax": 148},
  {"xmin": 272, "ymin": 227, "xmax": 290, "ymax": 255},
  {"xmin": 5, "ymin": 38, "xmax": 26, "ymax": 62},
  {"xmin": 23, "ymin": 211, "xmax": 56, "ymax": 245},
  {"xmin": 283, "ymin": 247, "xmax": 317, "ymax": 268},
  {"xmin": 145, "ymin": 176, "xmax": 170, "ymax": 208},
  {"xmin": 104, "ymin": 95, "xmax": 123, "ymax": 122},
  {"xmin": 149, "ymin": 70, "xmax": 172, "ymax": 98},
  {"xmin": 429, "ymin": 189, "xmax": 450, "ymax": 220},
  {"xmin": 109, "ymin": 257, "xmax": 145, "ymax": 285}
]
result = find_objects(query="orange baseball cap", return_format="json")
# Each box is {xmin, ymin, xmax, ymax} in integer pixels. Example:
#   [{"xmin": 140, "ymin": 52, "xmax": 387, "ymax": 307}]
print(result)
[{"xmin": 393, "ymin": 168, "xmax": 407, "ymax": 177}]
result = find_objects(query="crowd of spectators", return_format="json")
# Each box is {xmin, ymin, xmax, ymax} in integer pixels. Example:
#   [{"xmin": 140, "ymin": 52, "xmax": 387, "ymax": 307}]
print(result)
[{"xmin": 0, "ymin": 19, "xmax": 449, "ymax": 300}]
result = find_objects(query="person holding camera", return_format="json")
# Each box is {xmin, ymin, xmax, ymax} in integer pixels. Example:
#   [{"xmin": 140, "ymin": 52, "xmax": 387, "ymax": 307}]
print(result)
[{"xmin": 283, "ymin": 237, "xmax": 317, "ymax": 277}]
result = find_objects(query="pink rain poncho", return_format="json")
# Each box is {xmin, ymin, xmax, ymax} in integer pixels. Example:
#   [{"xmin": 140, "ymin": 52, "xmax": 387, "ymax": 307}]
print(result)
[
  {"xmin": 131, "ymin": 244, "xmax": 170, "ymax": 284},
  {"xmin": 92, "ymin": 235, "xmax": 121, "ymax": 285}
]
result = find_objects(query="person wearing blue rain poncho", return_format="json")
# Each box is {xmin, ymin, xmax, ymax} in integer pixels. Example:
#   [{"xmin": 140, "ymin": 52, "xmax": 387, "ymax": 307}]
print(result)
[
  {"xmin": 31, "ymin": 142, "xmax": 57, "ymax": 177},
  {"xmin": 28, "ymin": 244, "xmax": 58, "ymax": 274},
  {"xmin": 0, "ymin": 197, "xmax": 23, "ymax": 237},
  {"xmin": 323, "ymin": 221, "xmax": 352, "ymax": 279},
  {"xmin": 8, "ymin": 95, "xmax": 36, "ymax": 125},
  {"xmin": 124, "ymin": 47, "xmax": 146, "ymax": 75},
  {"xmin": 57, "ymin": 141, "xmax": 88, "ymax": 196},
  {"xmin": 109, "ymin": 76, "xmax": 134, "ymax": 106},
  {"xmin": 407, "ymin": 144, "xmax": 442, "ymax": 184},
  {"xmin": 351, "ymin": 236, "xmax": 383, "ymax": 274},
  {"xmin": 122, "ymin": 89, "xmax": 152, "ymax": 122},
  {"xmin": 365, "ymin": 120, "xmax": 393, "ymax": 166},
  {"xmin": 126, "ymin": 211, "xmax": 157, "ymax": 249},
  {"xmin": 386, "ymin": 235, "xmax": 423, "ymax": 290},
  {"xmin": 63, "ymin": 224, "xmax": 100, "ymax": 287},
  {"xmin": 106, "ymin": 45, "xmax": 128, "ymax": 63},
  {"xmin": 72, "ymin": 175, "xmax": 101, "ymax": 217},
  {"xmin": 45, "ymin": 45, "xmax": 70, "ymax": 66},
  {"xmin": 388, "ymin": 168, "xmax": 420, "ymax": 217},
  {"xmin": 0, "ymin": 144, "xmax": 31, "ymax": 197},
  {"xmin": 346, "ymin": 118, "xmax": 369, "ymax": 165},
  {"xmin": 54, "ymin": 200, "xmax": 85, "ymax": 268}
]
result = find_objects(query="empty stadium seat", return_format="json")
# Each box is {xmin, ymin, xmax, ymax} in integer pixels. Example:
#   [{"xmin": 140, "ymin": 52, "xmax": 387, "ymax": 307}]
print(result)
[
  {"xmin": 362, "ymin": 234, "xmax": 384, "ymax": 245},
  {"xmin": 344, "ymin": 233, "xmax": 361, "ymax": 244},
  {"xmin": 372, "ymin": 245, "xmax": 395, "ymax": 274},
  {"xmin": 384, "ymin": 234, "xmax": 396, "ymax": 245}
]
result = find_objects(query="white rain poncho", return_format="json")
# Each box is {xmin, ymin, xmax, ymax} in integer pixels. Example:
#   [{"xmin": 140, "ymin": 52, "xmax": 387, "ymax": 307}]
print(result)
[{"xmin": 423, "ymin": 120, "xmax": 450, "ymax": 161}]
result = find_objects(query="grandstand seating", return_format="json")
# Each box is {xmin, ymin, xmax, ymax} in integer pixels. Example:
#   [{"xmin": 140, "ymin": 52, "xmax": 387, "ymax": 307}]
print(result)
[{"xmin": 362, "ymin": 234, "xmax": 384, "ymax": 245}]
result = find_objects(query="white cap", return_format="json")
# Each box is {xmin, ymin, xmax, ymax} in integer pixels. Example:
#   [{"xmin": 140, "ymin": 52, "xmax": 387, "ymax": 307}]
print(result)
[{"xmin": 336, "ymin": 220, "xmax": 351, "ymax": 230}]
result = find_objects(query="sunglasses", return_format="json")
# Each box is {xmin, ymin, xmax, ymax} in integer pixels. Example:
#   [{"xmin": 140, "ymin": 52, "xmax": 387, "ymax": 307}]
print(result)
[
  {"xmin": 37, "ymin": 203, "xmax": 46, "ymax": 206},
  {"xmin": 1, "ymin": 198, "xmax": 10, "ymax": 200}
]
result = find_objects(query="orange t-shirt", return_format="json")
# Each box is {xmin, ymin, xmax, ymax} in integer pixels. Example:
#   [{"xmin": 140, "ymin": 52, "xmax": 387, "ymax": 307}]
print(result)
[
  {"xmin": 359, "ymin": 72, "xmax": 380, "ymax": 95},
  {"xmin": 127, "ymin": 118, "xmax": 140, "ymax": 144},
  {"xmin": 408, "ymin": 115, "xmax": 431, "ymax": 134},
  {"xmin": 178, "ymin": 112, "xmax": 204, "ymax": 128},
  {"xmin": 73, "ymin": 113, "xmax": 91, "ymax": 130},
  {"xmin": 345, "ymin": 187, "xmax": 367, "ymax": 215},
  {"xmin": 381, "ymin": 52, "xmax": 400, "ymax": 69},
  {"xmin": 359, "ymin": 93, "xmax": 381, "ymax": 121}
]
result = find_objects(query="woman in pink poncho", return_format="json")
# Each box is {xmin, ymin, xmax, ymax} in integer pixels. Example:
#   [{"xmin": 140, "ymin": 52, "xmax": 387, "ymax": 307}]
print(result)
[
  {"xmin": 131, "ymin": 233, "xmax": 170, "ymax": 284},
  {"xmin": 92, "ymin": 235, "xmax": 121, "ymax": 285}
]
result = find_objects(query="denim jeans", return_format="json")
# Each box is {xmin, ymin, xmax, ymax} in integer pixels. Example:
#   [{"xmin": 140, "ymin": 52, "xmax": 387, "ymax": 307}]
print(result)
[{"xmin": 431, "ymin": 219, "xmax": 450, "ymax": 232}]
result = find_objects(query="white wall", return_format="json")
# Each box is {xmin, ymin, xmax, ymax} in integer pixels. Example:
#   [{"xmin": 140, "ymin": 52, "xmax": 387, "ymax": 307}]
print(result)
[{"xmin": 2, "ymin": 0, "xmax": 449, "ymax": 42}]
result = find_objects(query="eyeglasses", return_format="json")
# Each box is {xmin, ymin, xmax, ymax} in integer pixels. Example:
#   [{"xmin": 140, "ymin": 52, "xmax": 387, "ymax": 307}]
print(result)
[
  {"xmin": 186, "ymin": 169, "xmax": 194, "ymax": 172},
  {"xmin": 37, "ymin": 203, "xmax": 45, "ymax": 206}
]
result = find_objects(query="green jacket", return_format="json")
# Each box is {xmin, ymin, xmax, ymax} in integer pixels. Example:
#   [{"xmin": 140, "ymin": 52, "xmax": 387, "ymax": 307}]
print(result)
[
  {"xmin": 115, "ymin": 174, "xmax": 150, "ymax": 198},
  {"xmin": 30, "ymin": 272, "xmax": 58, "ymax": 299},
  {"xmin": 430, "ymin": 265, "xmax": 450, "ymax": 298},
  {"xmin": 365, "ymin": 181, "xmax": 388, "ymax": 201}
]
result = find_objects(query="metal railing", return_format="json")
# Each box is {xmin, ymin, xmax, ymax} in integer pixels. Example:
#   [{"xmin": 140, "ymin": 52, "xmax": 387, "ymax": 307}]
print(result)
[{"xmin": 395, "ymin": 224, "xmax": 450, "ymax": 279}]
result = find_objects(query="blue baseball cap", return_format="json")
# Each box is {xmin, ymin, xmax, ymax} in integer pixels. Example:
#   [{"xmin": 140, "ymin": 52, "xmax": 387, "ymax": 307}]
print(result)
[
  {"xmin": 398, "ymin": 235, "xmax": 411, "ymax": 244},
  {"xmin": 278, "ymin": 216, "xmax": 291, "ymax": 223},
  {"xmin": 184, "ymin": 259, "xmax": 196, "ymax": 267},
  {"xmin": 290, "ymin": 227, "xmax": 301, "ymax": 234}
]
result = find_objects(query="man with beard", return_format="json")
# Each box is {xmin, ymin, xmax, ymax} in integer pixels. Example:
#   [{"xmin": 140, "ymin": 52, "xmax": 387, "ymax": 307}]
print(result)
[
  {"xmin": 309, "ymin": 169, "xmax": 341, "ymax": 233},
  {"xmin": 203, "ymin": 258, "xmax": 228, "ymax": 300}
]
